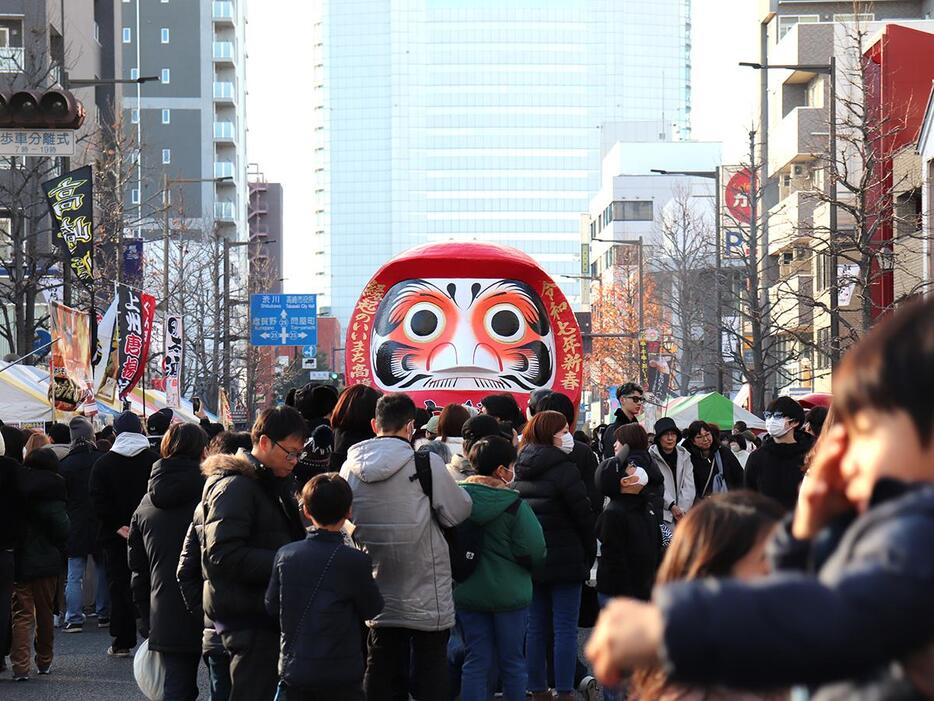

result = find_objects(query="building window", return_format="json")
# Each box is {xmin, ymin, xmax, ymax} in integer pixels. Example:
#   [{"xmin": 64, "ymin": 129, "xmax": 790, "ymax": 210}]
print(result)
[
  {"xmin": 130, "ymin": 108, "xmax": 139, "ymax": 124},
  {"xmin": 162, "ymin": 149, "xmax": 171, "ymax": 164},
  {"xmin": 777, "ymin": 15, "xmax": 819, "ymax": 41},
  {"xmin": 122, "ymin": 27, "xmax": 132, "ymax": 43},
  {"xmin": 129, "ymin": 67, "xmax": 138, "ymax": 80},
  {"xmin": 611, "ymin": 200, "xmax": 654, "ymax": 222},
  {"xmin": 161, "ymin": 28, "xmax": 170, "ymax": 43},
  {"xmin": 833, "ymin": 13, "xmax": 874, "ymax": 23},
  {"xmin": 131, "ymin": 188, "xmax": 140, "ymax": 205},
  {"xmin": 161, "ymin": 109, "xmax": 171, "ymax": 124},
  {"xmin": 161, "ymin": 68, "xmax": 170, "ymax": 84},
  {"xmin": 816, "ymin": 327, "xmax": 831, "ymax": 369}
]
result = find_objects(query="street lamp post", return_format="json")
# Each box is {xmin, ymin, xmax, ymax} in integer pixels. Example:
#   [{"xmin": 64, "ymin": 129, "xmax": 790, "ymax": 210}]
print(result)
[
  {"xmin": 651, "ymin": 168, "xmax": 723, "ymax": 393},
  {"xmin": 740, "ymin": 59, "xmax": 839, "ymax": 367}
]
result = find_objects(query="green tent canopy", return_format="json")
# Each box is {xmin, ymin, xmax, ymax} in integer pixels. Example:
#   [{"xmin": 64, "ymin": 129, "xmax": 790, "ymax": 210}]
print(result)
[{"xmin": 659, "ymin": 392, "xmax": 765, "ymax": 431}]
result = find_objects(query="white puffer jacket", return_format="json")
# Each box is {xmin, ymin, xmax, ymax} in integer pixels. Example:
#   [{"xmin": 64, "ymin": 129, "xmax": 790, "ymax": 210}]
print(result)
[{"xmin": 649, "ymin": 443, "xmax": 696, "ymax": 523}]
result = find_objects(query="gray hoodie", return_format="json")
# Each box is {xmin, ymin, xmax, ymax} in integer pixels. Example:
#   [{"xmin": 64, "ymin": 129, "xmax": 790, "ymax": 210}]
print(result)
[{"xmin": 340, "ymin": 435, "xmax": 472, "ymax": 631}]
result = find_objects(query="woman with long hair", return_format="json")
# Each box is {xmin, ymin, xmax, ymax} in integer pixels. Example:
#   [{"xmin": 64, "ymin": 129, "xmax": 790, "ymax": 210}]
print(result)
[
  {"xmin": 514, "ymin": 410, "xmax": 596, "ymax": 701},
  {"xmin": 630, "ymin": 491, "xmax": 786, "ymax": 701},
  {"xmin": 328, "ymin": 384, "xmax": 382, "ymax": 470},
  {"xmin": 436, "ymin": 403, "xmax": 470, "ymax": 460}
]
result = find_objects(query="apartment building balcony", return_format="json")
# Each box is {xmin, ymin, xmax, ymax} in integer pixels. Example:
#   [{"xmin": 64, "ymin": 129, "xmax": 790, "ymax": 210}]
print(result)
[
  {"xmin": 212, "ymin": 1, "xmax": 235, "ymax": 25},
  {"xmin": 214, "ymin": 161, "xmax": 235, "ymax": 179},
  {"xmin": 213, "ymin": 81, "xmax": 235, "ymax": 103},
  {"xmin": 214, "ymin": 201, "xmax": 236, "ymax": 221},
  {"xmin": 212, "ymin": 41, "xmax": 235, "ymax": 64},
  {"xmin": 769, "ymin": 106, "xmax": 827, "ymax": 177},
  {"xmin": 768, "ymin": 190, "xmax": 818, "ymax": 256},
  {"xmin": 769, "ymin": 273, "xmax": 814, "ymax": 332},
  {"xmin": 213, "ymin": 121, "xmax": 236, "ymax": 142},
  {"xmin": 0, "ymin": 47, "xmax": 24, "ymax": 73}
]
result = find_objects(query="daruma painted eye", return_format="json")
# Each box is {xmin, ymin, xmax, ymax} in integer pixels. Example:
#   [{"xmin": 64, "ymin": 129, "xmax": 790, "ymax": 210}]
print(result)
[
  {"xmin": 403, "ymin": 302, "xmax": 445, "ymax": 343},
  {"xmin": 484, "ymin": 303, "xmax": 526, "ymax": 344}
]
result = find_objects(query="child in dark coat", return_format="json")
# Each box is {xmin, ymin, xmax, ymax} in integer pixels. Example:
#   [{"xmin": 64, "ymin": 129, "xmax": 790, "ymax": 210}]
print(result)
[{"xmin": 265, "ymin": 473, "xmax": 383, "ymax": 701}]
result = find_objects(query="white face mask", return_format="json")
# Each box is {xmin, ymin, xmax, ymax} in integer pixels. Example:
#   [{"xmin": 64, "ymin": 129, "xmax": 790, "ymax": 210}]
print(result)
[
  {"xmin": 765, "ymin": 416, "xmax": 792, "ymax": 438},
  {"xmin": 730, "ymin": 443, "xmax": 741, "ymax": 453},
  {"xmin": 558, "ymin": 432, "xmax": 575, "ymax": 453},
  {"xmin": 628, "ymin": 465, "xmax": 649, "ymax": 487},
  {"xmin": 498, "ymin": 466, "xmax": 516, "ymax": 487}
]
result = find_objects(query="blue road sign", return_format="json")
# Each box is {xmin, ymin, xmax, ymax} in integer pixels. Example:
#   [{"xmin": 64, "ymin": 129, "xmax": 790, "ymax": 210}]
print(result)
[
  {"xmin": 302, "ymin": 345, "xmax": 317, "ymax": 358},
  {"xmin": 250, "ymin": 294, "xmax": 317, "ymax": 347}
]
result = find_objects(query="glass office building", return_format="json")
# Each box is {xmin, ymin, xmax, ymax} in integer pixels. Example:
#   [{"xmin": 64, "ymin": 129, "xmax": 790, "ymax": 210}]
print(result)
[{"xmin": 310, "ymin": 0, "xmax": 692, "ymax": 323}]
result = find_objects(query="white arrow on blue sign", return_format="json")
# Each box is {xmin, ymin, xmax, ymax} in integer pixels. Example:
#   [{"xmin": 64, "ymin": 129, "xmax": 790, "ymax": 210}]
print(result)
[{"xmin": 250, "ymin": 294, "xmax": 317, "ymax": 347}]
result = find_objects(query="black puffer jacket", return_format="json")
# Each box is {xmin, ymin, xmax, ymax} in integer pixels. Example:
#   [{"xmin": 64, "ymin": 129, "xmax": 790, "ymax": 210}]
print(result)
[
  {"xmin": 515, "ymin": 443, "xmax": 596, "ymax": 584},
  {"xmin": 600, "ymin": 410, "xmax": 637, "ymax": 460},
  {"xmin": 744, "ymin": 431, "xmax": 815, "ymax": 511},
  {"xmin": 89, "ymin": 437, "xmax": 158, "ymax": 545},
  {"xmin": 571, "ymin": 440, "xmax": 603, "ymax": 516},
  {"xmin": 0, "ymin": 456, "xmax": 23, "ymax": 550},
  {"xmin": 328, "ymin": 427, "xmax": 374, "ymax": 471},
  {"xmin": 59, "ymin": 443, "xmax": 105, "ymax": 557},
  {"xmin": 201, "ymin": 451, "xmax": 306, "ymax": 631},
  {"xmin": 686, "ymin": 444, "xmax": 745, "ymax": 501},
  {"xmin": 15, "ymin": 466, "xmax": 69, "ymax": 582},
  {"xmin": 177, "ymin": 507, "xmax": 225, "ymax": 655},
  {"xmin": 128, "ymin": 456, "xmax": 205, "ymax": 653},
  {"xmin": 594, "ymin": 450, "xmax": 662, "ymax": 599}
]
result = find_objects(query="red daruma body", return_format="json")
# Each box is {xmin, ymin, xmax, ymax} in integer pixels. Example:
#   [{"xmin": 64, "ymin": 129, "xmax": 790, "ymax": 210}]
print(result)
[{"xmin": 344, "ymin": 242, "xmax": 584, "ymax": 413}]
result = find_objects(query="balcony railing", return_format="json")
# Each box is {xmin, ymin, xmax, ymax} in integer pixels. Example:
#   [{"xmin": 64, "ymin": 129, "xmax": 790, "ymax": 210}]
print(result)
[
  {"xmin": 213, "ymin": 121, "xmax": 235, "ymax": 140},
  {"xmin": 212, "ymin": 41, "xmax": 235, "ymax": 62},
  {"xmin": 212, "ymin": 1, "xmax": 234, "ymax": 21},
  {"xmin": 215, "ymin": 201, "xmax": 236, "ymax": 220},
  {"xmin": 0, "ymin": 47, "xmax": 24, "ymax": 74},
  {"xmin": 213, "ymin": 81, "xmax": 235, "ymax": 100},
  {"xmin": 214, "ymin": 162, "xmax": 235, "ymax": 179}
]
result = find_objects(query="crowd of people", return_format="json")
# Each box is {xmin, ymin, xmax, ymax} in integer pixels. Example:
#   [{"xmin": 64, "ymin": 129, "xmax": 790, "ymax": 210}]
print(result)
[{"xmin": 0, "ymin": 295, "xmax": 931, "ymax": 701}]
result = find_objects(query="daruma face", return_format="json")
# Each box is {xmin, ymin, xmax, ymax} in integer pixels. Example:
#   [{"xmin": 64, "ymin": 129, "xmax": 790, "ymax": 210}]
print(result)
[{"xmin": 372, "ymin": 277, "xmax": 555, "ymax": 392}]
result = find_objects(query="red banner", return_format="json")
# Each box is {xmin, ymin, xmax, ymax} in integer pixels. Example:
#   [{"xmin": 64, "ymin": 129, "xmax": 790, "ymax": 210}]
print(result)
[{"xmin": 116, "ymin": 284, "xmax": 156, "ymax": 399}]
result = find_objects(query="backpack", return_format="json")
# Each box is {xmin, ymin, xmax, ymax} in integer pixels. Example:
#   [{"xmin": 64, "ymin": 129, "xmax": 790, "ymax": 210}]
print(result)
[{"xmin": 412, "ymin": 449, "xmax": 520, "ymax": 583}]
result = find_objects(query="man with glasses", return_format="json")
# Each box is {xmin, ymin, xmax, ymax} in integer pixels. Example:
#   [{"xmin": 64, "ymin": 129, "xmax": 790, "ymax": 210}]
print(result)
[
  {"xmin": 601, "ymin": 383, "xmax": 645, "ymax": 460},
  {"xmin": 200, "ymin": 406, "xmax": 308, "ymax": 700},
  {"xmin": 745, "ymin": 396, "xmax": 814, "ymax": 511}
]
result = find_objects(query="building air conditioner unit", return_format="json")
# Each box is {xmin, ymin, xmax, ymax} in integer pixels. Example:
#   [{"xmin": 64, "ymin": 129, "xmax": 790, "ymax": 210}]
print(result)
[{"xmin": 792, "ymin": 164, "xmax": 806, "ymax": 177}]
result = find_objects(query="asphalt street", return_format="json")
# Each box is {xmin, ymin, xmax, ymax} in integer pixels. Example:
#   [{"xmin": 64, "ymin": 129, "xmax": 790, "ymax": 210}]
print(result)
[{"xmin": 1, "ymin": 622, "xmax": 208, "ymax": 701}]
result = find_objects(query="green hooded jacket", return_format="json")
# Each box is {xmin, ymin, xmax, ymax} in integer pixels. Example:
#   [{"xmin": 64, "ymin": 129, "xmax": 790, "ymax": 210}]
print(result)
[{"xmin": 453, "ymin": 478, "xmax": 546, "ymax": 612}]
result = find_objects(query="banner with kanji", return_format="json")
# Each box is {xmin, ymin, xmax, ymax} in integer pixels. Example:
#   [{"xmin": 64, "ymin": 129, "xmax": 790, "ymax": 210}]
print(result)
[
  {"xmin": 48, "ymin": 301, "xmax": 95, "ymax": 413},
  {"xmin": 42, "ymin": 165, "xmax": 94, "ymax": 285},
  {"xmin": 218, "ymin": 388, "xmax": 233, "ymax": 431},
  {"xmin": 163, "ymin": 315, "xmax": 183, "ymax": 408},
  {"xmin": 116, "ymin": 284, "xmax": 156, "ymax": 400}
]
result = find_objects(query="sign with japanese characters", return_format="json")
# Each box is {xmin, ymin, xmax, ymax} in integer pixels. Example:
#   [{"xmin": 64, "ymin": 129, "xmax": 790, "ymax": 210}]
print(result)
[
  {"xmin": 116, "ymin": 284, "xmax": 156, "ymax": 400},
  {"xmin": 42, "ymin": 165, "xmax": 94, "ymax": 285},
  {"xmin": 48, "ymin": 301, "xmax": 94, "ymax": 412},
  {"xmin": 249, "ymin": 294, "xmax": 317, "ymax": 346},
  {"xmin": 162, "ymin": 315, "xmax": 183, "ymax": 408},
  {"xmin": 0, "ymin": 129, "xmax": 75, "ymax": 156},
  {"xmin": 344, "ymin": 242, "xmax": 583, "ymax": 412}
]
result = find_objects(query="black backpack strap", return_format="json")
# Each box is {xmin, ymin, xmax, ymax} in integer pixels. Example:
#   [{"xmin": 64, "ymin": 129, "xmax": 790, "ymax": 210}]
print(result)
[{"xmin": 412, "ymin": 449, "xmax": 434, "ymax": 509}]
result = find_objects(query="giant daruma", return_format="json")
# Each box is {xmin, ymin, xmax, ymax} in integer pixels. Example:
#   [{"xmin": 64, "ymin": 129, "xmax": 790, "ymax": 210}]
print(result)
[{"xmin": 345, "ymin": 242, "xmax": 584, "ymax": 412}]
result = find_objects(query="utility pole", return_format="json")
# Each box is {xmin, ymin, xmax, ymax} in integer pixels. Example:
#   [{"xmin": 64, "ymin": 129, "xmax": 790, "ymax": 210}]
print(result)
[
  {"xmin": 748, "ymin": 129, "xmax": 764, "ymax": 414},
  {"xmin": 828, "ymin": 55, "xmax": 840, "ymax": 367}
]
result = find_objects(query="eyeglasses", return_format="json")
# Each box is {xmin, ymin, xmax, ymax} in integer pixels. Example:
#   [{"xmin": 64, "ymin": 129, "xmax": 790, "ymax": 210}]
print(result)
[
  {"xmin": 763, "ymin": 412, "xmax": 785, "ymax": 421},
  {"xmin": 273, "ymin": 440, "xmax": 301, "ymax": 463},
  {"xmin": 623, "ymin": 395, "xmax": 645, "ymax": 404}
]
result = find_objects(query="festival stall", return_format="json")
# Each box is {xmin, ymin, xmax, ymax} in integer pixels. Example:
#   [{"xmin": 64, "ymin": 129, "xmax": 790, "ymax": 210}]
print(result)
[
  {"xmin": 0, "ymin": 365, "xmax": 56, "ymax": 426},
  {"xmin": 659, "ymin": 392, "xmax": 766, "ymax": 431}
]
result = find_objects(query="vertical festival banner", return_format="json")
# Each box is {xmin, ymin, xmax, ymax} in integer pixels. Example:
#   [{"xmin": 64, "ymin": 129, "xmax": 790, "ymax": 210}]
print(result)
[
  {"xmin": 116, "ymin": 284, "xmax": 156, "ymax": 400},
  {"xmin": 42, "ymin": 165, "xmax": 94, "ymax": 286},
  {"xmin": 163, "ymin": 315, "xmax": 183, "ymax": 408},
  {"xmin": 48, "ymin": 301, "xmax": 95, "ymax": 412},
  {"xmin": 93, "ymin": 295, "xmax": 120, "ymax": 402}
]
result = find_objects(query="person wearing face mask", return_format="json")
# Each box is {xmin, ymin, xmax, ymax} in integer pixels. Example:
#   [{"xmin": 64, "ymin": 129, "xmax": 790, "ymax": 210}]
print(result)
[
  {"xmin": 514, "ymin": 411, "xmax": 596, "ymax": 701},
  {"xmin": 454, "ymin": 436, "xmax": 546, "ymax": 701},
  {"xmin": 729, "ymin": 434, "xmax": 751, "ymax": 469},
  {"xmin": 744, "ymin": 397, "xmax": 814, "ymax": 512}
]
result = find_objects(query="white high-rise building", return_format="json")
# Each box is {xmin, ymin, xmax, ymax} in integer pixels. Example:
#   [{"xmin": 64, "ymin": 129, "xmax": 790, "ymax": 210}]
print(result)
[{"xmin": 310, "ymin": 0, "xmax": 693, "ymax": 323}]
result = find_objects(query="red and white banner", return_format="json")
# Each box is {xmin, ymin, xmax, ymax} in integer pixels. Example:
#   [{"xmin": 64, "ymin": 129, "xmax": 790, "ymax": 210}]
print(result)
[{"xmin": 116, "ymin": 284, "xmax": 156, "ymax": 400}]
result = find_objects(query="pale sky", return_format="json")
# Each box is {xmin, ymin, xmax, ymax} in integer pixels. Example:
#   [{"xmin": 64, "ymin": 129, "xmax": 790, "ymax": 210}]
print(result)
[{"xmin": 245, "ymin": 1, "xmax": 762, "ymax": 295}]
